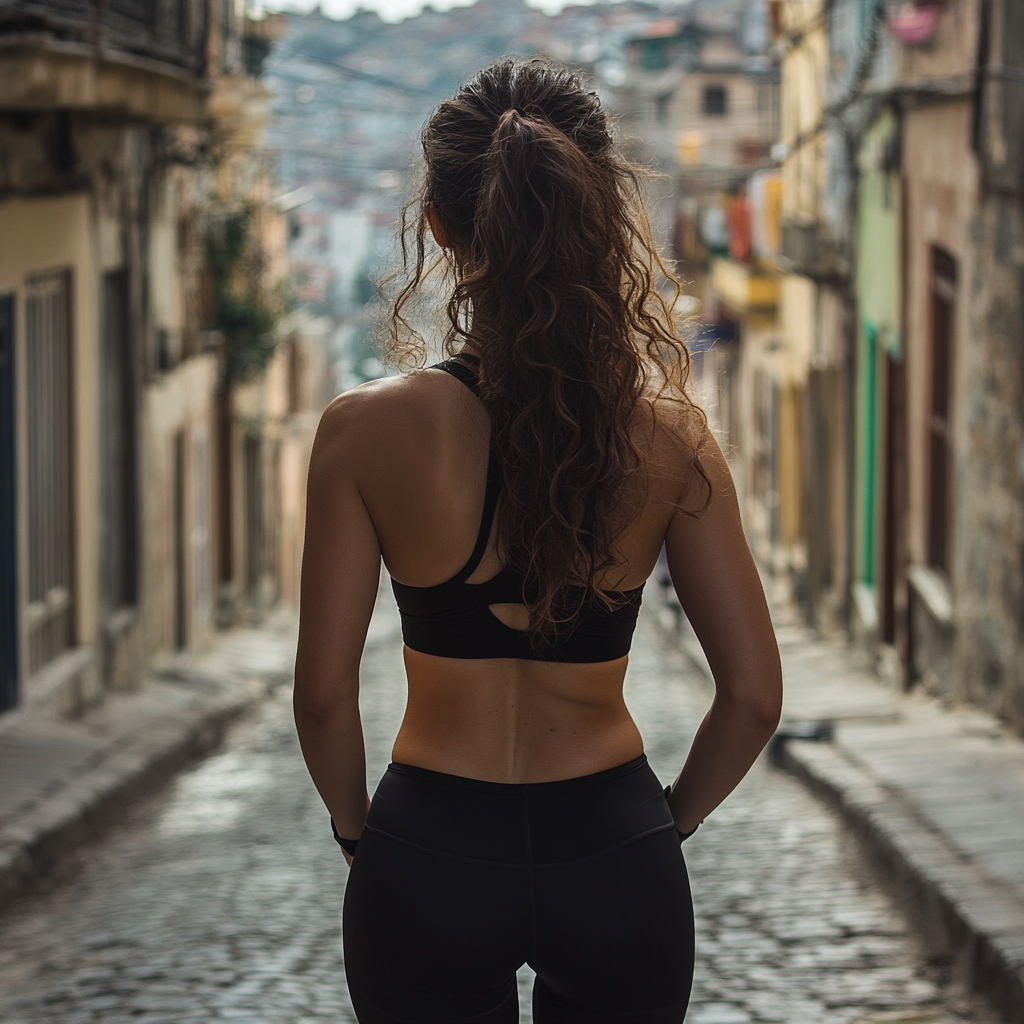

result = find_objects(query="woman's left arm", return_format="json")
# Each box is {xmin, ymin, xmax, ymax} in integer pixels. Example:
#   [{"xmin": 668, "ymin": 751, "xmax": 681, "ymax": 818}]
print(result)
[{"xmin": 293, "ymin": 394, "xmax": 383, "ymax": 859}]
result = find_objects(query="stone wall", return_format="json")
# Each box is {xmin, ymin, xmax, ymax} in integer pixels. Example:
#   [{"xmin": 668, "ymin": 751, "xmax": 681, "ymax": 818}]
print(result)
[{"xmin": 957, "ymin": 195, "xmax": 1024, "ymax": 733}]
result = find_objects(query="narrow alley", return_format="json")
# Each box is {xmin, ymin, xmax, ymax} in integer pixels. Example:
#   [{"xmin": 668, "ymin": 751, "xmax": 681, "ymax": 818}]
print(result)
[{"xmin": 0, "ymin": 586, "xmax": 995, "ymax": 1024}]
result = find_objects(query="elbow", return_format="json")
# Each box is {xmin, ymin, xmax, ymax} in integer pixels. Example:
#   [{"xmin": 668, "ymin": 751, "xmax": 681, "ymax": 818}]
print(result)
[
  {"xmin": 739, "ymin": 695, "xmax": 783, "ymax": 747},
  {"xmin": 293, "ymin": 694, "xmax": 334, "ymax": 727},
  {"xmin": 715, "ymin": 670, "xmax": 783, "ymax": 735},
  {"xmin": 751, "ymin": 667, "xmax": 784, "ymax": 731},
  {"xmin": 751, "ymin": 692, "xmax": 783, "ymax": 734},
  {"xmin": 724, "ymin": 688, "xmax": 781, "ymax": 734},
  {"xmin": 293, "ymin": 674, "xmax": 358, "ymax": 726}
]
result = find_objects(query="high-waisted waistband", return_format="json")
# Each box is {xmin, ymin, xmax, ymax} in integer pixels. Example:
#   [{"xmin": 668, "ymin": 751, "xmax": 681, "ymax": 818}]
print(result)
[{"xmin": 364, "ymin": 754, "xmax": 675, "ymax": 866}]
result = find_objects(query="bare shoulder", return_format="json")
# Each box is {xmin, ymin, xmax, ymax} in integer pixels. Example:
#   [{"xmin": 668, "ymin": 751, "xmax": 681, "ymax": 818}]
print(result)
[
  {"xmin": 313, "ymin": 371, "xmax": 443, "ymax": 455},
  {"xmin": 648, "ymin": 392, "xmax": 708, "ymax": 446},
  {"xmin": 640, "ymin": 389, "xmax": 733, "ymax": 506}
]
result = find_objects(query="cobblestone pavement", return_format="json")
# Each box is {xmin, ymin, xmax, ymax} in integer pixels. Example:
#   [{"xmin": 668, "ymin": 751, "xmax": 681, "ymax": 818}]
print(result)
[{"xmin": 0, "ymin": 587, "xmax": 999, "ymax": 1024}]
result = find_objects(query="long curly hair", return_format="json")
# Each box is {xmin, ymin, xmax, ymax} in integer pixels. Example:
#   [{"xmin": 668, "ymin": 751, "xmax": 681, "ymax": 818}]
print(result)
[{"xmin": 382, "ymin": 58, "xmax": 708, "ymax": 646}]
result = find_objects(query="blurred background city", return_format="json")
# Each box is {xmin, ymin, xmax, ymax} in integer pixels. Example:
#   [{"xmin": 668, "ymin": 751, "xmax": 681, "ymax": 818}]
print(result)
[{"xmin": 1, "ymin": 1, "xmax": 1023, "ymax": 1023}]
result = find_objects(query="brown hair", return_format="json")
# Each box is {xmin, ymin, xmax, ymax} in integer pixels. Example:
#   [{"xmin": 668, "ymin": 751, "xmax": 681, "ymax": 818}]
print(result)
[{"xmin": 383, "ymin": 58, "xmax": 707, "ymax": 645}]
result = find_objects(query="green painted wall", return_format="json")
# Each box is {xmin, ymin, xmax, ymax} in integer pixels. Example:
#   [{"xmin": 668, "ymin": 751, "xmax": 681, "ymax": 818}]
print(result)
[{"xmin": 854, "ymin": 109, "xmax": 901, "ymax": 589}]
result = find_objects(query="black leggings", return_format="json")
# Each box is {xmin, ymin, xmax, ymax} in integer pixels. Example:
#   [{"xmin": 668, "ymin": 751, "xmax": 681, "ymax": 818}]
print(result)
[{"xmin": 342, "ymin": 755, "xmax": 695, "ymax": 1023}]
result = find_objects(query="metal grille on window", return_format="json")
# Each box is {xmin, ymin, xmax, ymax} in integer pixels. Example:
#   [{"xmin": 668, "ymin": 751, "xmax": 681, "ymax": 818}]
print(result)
[{"xmin": 25, "ymin": 269, "xmax": 74, "ymax": 675}]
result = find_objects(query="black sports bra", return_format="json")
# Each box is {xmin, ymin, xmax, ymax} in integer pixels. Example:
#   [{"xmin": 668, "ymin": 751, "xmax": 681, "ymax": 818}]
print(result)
[{"xmin": 390, "ymin": 355, "xmax": 645, "ymax": 663}]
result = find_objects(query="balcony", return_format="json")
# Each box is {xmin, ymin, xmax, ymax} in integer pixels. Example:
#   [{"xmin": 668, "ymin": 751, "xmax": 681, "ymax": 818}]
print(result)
[
  {"xmin": 711, "ymin": 257, "xmax": 779, "ymax": 313},
  {"xmin": 779, "ymin": 218, "xmax": 844, "ymax": 279},
  {"xmin": 0, "ymin": 0, "xmax": 212, "ymax": 122}
]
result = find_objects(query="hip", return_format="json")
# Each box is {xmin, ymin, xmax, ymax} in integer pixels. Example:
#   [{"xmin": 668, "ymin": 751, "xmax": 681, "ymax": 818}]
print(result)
[{"xmin": 363, "ymin": 753, "xmax": 677, "ymax": 866}]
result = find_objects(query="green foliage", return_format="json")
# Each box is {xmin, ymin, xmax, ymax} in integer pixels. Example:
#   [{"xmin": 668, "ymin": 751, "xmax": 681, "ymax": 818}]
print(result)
[
  {"xmin": 214, "ymin": 289, "xmax": 279, "ymax": 381},
  {"xmin": 243, "ymin": 35, "xmax": 273, "ymax": 77},
  {"xmin": 207, "ymin": 209, "xmax": 286, "ymax": 383}
]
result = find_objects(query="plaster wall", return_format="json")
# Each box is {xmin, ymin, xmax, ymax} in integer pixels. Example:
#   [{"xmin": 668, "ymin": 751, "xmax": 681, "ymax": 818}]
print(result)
[
  {"xmin": 671, "ymin": 71, "xmax": 772, "ymax": 167},
  {"xmin": 902, "ymin": 101, "xmax": 977, "ymax": 573},
  {"xmin": 149, "ymin": 173, "xmax": 184, "ymax": 347},
  {"xmin": 141, "ymin": 354, "xmax": 219, "ymax": 656},
  {"xmin": 780, "ymin": 0, "xmax": 827, "ymax": 223},
  {"xmin": 733, "ymin": 313, "xmax": 786, "ymax": 557},
  {"xmin": 780, "ymin": 273, "xmax": 815, "ymax": 383},
  {"xmin": 853, "ymin": 111, "xmax": 902, "ymax": 606},
  {"xmin": 896, "ymin": 0, "xmax": 980, "ymax": 84},
  {"xmin": 956, "ymin": 193, "xmax": 1024, "ymax": 732}
]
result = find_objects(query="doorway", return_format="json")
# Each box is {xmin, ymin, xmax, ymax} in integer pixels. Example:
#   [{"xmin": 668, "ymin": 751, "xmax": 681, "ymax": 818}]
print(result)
[
  {"xmin": 0, "ymin": 294, "xmax": 17, "ymax": 712},
  {"xmin": 880, "ymin": 351, "xmax": 906, "ymax": 647},
  {"xmin": 100, "ymin": 270, "xmax": 138, "ymax": 615}
]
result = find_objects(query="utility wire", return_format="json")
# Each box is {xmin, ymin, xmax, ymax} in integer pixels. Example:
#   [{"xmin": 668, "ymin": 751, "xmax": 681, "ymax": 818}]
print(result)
[
  {"xmin": 775, "ymin": 0, "xmax": 885, "ymax": 162},
  {"xmin": 295, "ymin": 52, "xmax": 440, "ymax": 99}
]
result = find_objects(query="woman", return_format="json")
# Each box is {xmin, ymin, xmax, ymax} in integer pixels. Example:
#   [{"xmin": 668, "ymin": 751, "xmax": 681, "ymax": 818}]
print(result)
[{"xmin": 294, "ymin": 59, "xmax": 782, "ymax": 1024}]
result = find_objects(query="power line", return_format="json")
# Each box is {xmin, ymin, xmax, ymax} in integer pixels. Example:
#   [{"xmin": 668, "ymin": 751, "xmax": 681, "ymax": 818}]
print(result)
[
  {"xmin": 775, "ymin": 0, "xmax": 885, "ymax": 162},
  {"xmin": 291, "ymin": 52, "xmax": 441, "ymax": 98}
]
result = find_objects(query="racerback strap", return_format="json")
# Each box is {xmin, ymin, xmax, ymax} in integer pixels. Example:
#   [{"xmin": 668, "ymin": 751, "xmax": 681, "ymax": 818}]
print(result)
[{"xmin": 431, "ymin": 355, "xmax": 503, "ymax": 582}]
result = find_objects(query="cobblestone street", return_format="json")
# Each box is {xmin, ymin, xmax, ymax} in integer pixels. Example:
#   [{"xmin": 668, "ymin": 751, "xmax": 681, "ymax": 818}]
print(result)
[{"xmin": 0, "ymin": 587, "xmax": 997, "ymax": 1024}]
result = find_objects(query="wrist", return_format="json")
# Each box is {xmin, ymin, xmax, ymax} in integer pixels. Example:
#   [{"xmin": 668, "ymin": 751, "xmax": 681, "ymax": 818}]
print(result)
[
  {"xmin": 331, "ymin": 816, "xmax": 361, "ymax": 856},
  {"xmin": 663, "ymin": 785, "xmax": 701, "ymax": 842}
]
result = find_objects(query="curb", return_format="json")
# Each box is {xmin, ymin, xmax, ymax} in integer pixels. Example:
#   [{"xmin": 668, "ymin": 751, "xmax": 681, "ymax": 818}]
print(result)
[
  {"xmin": 0, "ymin": 675, "xmax": 271, "ymax": 912},
  {"xmin": 659, "ymin": 604, "xmax": 1024, "ymax": 1023},
  {"xmin": 773, "ymin": 737, "xmax": 1024, "ymax": 1024}
]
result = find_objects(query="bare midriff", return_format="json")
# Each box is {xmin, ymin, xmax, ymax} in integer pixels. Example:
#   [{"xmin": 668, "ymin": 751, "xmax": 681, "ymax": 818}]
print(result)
[{"xmin": 392, "ymin": 647, "xmax": 645, "ymax": 784}]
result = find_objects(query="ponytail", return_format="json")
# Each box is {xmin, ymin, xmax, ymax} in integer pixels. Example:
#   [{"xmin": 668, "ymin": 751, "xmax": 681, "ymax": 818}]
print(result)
[
  {"xmin": 385, "ymin": 59, "xmax": 708, "ymax": 646},
  {"xmin": 477, "ymin": 106, "xmax": 609, "ymax": 302}
]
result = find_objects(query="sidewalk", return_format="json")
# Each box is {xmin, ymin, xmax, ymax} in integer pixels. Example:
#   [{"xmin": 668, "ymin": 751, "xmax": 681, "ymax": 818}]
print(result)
[
  {"xmin": 659, "ymin": 602, "xmax": 1024, "ymax": 1023},
  {"xmin": 0, "ymin": 615, "xmax": 297, "ymax": 910}
]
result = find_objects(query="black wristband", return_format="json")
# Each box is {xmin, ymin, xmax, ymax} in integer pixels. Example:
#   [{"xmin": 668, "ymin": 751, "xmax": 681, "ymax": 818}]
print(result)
[
  {"xmin": 331, "ymin": 817, "xmax": 359, "ymax": 856},
  {"xmin": 663, "ymin": 786, "xmax": 701, "ymax": 842}
]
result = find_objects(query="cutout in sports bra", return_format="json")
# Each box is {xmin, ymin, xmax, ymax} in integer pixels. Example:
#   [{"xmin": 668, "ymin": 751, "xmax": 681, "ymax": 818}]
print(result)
[{"xmin": 390, "ymin": 354, "xmax": 644, "ymax": 663}]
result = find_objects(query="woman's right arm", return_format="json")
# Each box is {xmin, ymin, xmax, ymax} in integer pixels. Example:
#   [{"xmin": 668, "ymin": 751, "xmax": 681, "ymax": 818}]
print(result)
[
  {"xmin": 293, "ymin": 394, "xmax": 383, "ymax": 858},
  {"xmin": 663, "ymin": 433, "xmax": 783, "ymax": 835}
]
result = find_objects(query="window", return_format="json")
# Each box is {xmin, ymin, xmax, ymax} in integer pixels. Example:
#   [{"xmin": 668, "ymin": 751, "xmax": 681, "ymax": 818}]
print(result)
[
  {"xmin": 702, "ymin": 84, "xmax": 728, "ymax": 116},
  {"xmin": 25, "ymin": 269, "xmax": 74, "ymax": 674},
  {"xmin": 927, "ymin": 247, "xmax": 956, "ymax": 574}
]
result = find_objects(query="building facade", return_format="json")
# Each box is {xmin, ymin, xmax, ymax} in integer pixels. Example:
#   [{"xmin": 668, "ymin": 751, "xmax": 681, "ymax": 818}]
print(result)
[
  {"xmin": 912, "ymin": 0, "xmax": 1024, "ymax": 733},
  {"xmin": 746, "ymin": 0, "xmax": 1024, "ymax": 738},
  {"xmin": 0, "ymin": 2, "xmax": 322, "ymax": 720}
]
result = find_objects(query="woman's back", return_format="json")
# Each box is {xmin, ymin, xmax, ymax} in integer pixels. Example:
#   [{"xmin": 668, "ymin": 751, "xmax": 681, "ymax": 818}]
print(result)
[
  {"xmin": 294, "ymin": 57, "xmax": 781, "ymax": 1024},
  {"xmin": 316, "ymin": 355, "xmax": 697, "ymax": 783}
]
